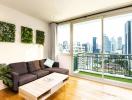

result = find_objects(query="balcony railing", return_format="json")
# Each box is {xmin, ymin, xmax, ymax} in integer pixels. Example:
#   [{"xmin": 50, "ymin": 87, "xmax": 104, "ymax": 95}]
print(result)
[{"xmin": 74, "ymin": 53, "xmax": 132, "ymax": 78}]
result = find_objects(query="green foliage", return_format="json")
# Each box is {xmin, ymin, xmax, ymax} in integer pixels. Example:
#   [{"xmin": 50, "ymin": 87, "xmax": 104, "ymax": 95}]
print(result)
[
  {"xmin": 36, "ymin": 30, "xmax": 45, "ymax": 45},
  {"xmin": 0, "ymin": 21, "xmax": 15, "ymax": 42},
  {"xmin": 106, "ymin": 55, "xmax": 128, "ymax": 68},
  {"xmin": 21, "ymin": 26, "xmax": 33, "ymax": 43},
  {"xmin": 0, "ymin": 64, "xmax": 13, "ymax": 87},
  {"xmin": 74, "ymin": 55, "xmax": 78, "ymax": 71}
]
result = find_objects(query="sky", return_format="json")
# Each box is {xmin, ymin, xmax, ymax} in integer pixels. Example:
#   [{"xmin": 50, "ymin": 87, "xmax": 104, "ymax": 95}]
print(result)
[{"xmin": 58, "ymin": 13, "xmax": 132, "ymax": 47}]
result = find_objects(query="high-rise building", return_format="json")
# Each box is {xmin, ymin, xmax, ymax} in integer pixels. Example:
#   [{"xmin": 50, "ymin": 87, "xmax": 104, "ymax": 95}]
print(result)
[
  {"xmin": 104, "ymin": 35, "xmax": 111, "ymax": 53},
  {"xmin": 122, "ymin": 44, "xmax": 125, "ymax": 54},
  {"xmin": 73, "ymin": 42, "xmax": 82, "ymax": 53},
  {"xmin": 111, "ymin": 37, "xmax": 116, "ymax": 53},
  {"xmin": 82, "ymin": 43, "xmax": 88, "ymax": 52},
  {"xmin": 125, "ymin": 21, "xmax": 132, "ymax": 54},
  {"xmin": 93, "ymin": 37, "xmax": 97, "ymax": 53},
  {"xmin": 117, "ymin": 37, "xmax": 122, "ymax": 50},
  {"xmin": 87, "ymin": 43, "xmax": 92, "ymax": 53},
  {"xmin": 82, "ymin": 43, "xmax": 92, "ymax": 53}
]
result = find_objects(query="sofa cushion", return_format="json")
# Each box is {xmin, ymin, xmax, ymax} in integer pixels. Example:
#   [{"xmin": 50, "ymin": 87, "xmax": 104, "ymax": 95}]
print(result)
[
  {"xmin": 19, "ymin": 74, "xmax": 37, "ymax": 86},
  {"xmin": 45, "ymin": 68, "xmax": 69, "ymax": 75},
  {"xmin": 9, "ymin": 62, "xmax": 28, "ymax": 75},
  {"xmin": 39, "ymin": 59, "xmax": 46, "ymax": 69},
  {"xmin": 27, "ymin": 60, "xmax": 41, "ymax": 72},
  {"xmin": 32, "ymin": 70, "xmax": 49, "ymax": 78},
  {"xmin": 44, "ymin": 58, "xmax": 54, "ymax": 68},
  {"xmin": 40, "ymin": 59, "xmax": 59, "ymax": 69}
]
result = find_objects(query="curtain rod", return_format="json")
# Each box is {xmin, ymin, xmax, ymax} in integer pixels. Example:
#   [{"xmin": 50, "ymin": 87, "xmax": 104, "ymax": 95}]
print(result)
[{"xmin": 56, "ymin": 3, "xmax": 132, "ymax": 24}]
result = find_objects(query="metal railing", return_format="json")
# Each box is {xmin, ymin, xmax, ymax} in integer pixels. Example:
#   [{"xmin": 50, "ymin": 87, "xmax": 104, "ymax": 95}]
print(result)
[{"xmin": 74, "ymin": 53, "xmax": 132, "ymax": 77}]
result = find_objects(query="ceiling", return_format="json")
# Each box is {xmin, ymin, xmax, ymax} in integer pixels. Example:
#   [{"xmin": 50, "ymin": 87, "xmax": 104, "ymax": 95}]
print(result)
[{"xmin": 0, "ymin": 0, "xmax": 132, "ymax": 22}]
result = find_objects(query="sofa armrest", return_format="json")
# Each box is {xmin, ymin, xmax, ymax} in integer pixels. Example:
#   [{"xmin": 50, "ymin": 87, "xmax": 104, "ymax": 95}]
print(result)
[
  {"xmin": 11, "ymin": 72, "xmax": 19, "ymax": 91},
  {"xmin": 52, "ymin": 62, "xmax": 59, "ymax": 68}
]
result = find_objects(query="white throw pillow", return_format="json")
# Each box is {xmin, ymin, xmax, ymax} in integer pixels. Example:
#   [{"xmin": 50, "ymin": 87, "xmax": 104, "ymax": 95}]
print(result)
[{"xmin": 44, "ymin": 58, "xmax": 54, "ymax": 68}]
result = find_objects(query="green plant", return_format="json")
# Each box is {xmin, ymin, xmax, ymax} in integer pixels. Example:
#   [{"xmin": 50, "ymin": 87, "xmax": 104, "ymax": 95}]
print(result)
[
  {"xmin": 21, "ymin": 26, "xmax": 33, "ymax": 43},
  {"xmin": 0, "ymin": 64, "xmax": 13, "ymax": 87},
  {"xmin": 0, "ymin": 21, "xmax": 15, "ymax": 42},
  {"xmin": 36, "ymin": 30, "xmax": 45, "ymax": 45}
]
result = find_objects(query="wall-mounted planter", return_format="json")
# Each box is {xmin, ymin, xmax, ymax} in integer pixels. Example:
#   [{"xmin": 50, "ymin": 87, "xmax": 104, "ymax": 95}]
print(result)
[
  {"xmin": 36, "ymin": 30, "xmax": 45, "ymax": 45},
  {"xmin": 21, "ymin": 26, "xmax": 33, "ymax": 43},
  {"xmin": 0, "ymin": 21, "xmax": 15, "ymax": 42}
]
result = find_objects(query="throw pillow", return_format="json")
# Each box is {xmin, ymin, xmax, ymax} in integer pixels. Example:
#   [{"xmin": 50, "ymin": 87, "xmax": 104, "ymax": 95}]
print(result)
[{"xmin": 44, "ymin": 58, "xmax": 54, "ymax": 68}]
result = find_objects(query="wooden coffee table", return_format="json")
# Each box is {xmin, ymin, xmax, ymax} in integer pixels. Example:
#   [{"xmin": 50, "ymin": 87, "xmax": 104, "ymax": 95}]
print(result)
[{"xmin": 19, "ymin": 72, "xmax": 69, "ymax": 100}]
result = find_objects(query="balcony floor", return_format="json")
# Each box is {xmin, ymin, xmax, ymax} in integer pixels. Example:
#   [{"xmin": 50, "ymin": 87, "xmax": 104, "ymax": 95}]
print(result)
[{"xmin": 77, "ymin": 70, "xmax": 132, "ymax": 83}]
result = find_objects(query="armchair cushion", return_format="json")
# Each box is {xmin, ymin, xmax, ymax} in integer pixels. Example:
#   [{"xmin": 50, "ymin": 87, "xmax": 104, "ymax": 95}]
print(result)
[
  {"xmin": 27, "ymin": 60, "xmax": 41, "ymax": 72},
  {"xmin": 32, "ymin": 70, "xmax": 49, "ymax": 78},
  {"xmin": 9, "ymin": 62, "xmax": 28, "ymax": 75},
  {"xmin": 19, "ymin": 74, "xmax": 37, "ymax": 86}
]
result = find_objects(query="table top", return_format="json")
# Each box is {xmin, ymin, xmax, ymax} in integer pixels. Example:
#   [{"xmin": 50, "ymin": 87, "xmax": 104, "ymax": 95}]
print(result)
[{"xmin": 19, "ymin": 72, "xmax": 68, "ymax": 98}]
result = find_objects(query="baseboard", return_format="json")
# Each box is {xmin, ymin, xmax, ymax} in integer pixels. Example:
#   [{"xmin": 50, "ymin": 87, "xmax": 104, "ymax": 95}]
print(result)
[{"xmin": 0, "ymin": 80, "xmax": 7, "ymax": 90}]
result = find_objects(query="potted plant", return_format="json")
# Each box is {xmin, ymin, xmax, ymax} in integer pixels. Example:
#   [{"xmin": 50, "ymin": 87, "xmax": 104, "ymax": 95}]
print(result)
[{"xmin": 0, "ymin": 64, "xmax": 13, "ymax": 87}]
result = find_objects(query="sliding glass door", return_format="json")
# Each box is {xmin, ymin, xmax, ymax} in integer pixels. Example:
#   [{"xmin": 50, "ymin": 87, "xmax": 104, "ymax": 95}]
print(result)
[
  {"xmin": 72, "ymin": 13, "xmax": 132, "ymax": 83},
  {"xmin": 56, "ymin": 11, "xmax": 132, "ymax": 84},
  {"xmin": 103, "ymin": 13, "xmax": 132, "ymax": 82},
  {"xmin": 73, "ymin": 19, "xmax": 103, "ymax": 76}
]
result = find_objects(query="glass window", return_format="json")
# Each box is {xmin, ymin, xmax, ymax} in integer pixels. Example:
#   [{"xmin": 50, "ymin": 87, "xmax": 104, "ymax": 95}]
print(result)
[
  {"xmin": 73, "ymin": 19, "xmax": 102, "ymax": 72},
  {"xmin": 57, "ymin": 24, "xmax": 70, "ymax": 54},
  {"xmin": 73, "ymin": 19, "xmax": 102, "ymax": 54},
  {"xmin": 104, "ymin": 13, "xmax": 132, "ymax": 55},
  {"xmin": 103, "ymin": 13, "xmax": 132, "ymax": 79}
]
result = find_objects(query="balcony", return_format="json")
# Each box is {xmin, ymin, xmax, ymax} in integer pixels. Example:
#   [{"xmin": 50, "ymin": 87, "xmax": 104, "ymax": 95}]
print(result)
[{"xmin": 74, "ymin": 53, "xmax": 132, "ymax": 83}]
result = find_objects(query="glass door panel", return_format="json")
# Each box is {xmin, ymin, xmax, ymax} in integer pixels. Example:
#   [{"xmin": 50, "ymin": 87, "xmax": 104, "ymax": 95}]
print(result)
[
  {"xmin": 103, "ymin": 13, "xmax": 132, "ymax": 82},
  {"xmin": 73, "ymin": 19, "xmax": 102, "ymax": 77}
]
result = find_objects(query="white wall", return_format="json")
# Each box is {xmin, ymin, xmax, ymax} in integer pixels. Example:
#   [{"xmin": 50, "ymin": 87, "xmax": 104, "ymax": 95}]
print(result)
[
  {"xmin": 0, "ymin": 43, "xmax": 44, "ymax": 64},
  {"xmin": 0, "ymin": 4, "xmax": 50, "ymax": 64},
  {"xmin": 0, "ymin": 4, "xmax": 51, "ymax": 90}
]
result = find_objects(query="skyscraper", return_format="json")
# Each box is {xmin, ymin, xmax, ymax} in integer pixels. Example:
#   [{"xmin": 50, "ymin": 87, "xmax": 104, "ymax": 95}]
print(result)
[
  {"xmin": 93, "ymin": 37, "xmax": 97, "ymax": 53},
  {"xmin": 104, "ymin": 35, "xmax": 111, "ymax": 53},
  {"xmin": 82, "ymin": 43, "xmax": 88, "ymax": 52},
  {"xmin": 125, "ymin": 21, "xmax": 132, "ymax": 54},
  {"xmin": 111, "ymin": 37, "xmax": 116, "ymax": 53},
  {"xmin": 125, "ymin": 21, "xmax": 132, "ymax": 74},
  {"xmin": 117, "ymin": 36, "xmax": 122, "ymax": 50}
]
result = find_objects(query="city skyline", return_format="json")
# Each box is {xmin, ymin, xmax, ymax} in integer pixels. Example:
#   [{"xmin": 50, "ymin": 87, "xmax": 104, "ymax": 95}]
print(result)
[
  {"xmin": 73, "ymin": 13, "xmax": 132, "ymax": 44},
  {"xmin": 58, "ymin": 13, "xmax": 132, "ymax": 54}
]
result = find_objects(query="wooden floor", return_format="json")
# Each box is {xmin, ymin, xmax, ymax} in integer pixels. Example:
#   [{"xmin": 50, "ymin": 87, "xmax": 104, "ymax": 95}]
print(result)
[{"xmin": 0, "ymin": 76, "xmax": 132, "ymax": 100}]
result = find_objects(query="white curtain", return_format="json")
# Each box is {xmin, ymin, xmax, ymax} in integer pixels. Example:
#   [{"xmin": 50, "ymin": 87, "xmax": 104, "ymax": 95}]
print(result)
[{"xmin": 50, "ymin": 23, "xmax": 57, "ymax": 60}]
